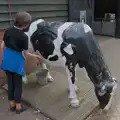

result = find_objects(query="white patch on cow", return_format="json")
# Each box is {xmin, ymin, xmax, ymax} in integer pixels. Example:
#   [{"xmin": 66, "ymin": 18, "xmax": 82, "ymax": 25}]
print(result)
[
  {"xmin": 83, "ymin": 24, "xmax": 92, "ymax": 33},
  {"xmin": 25, "ymin": 19, "xmax": 44, "ymax": 52},
  {"xmin": 48, "ymin": 22, "xmax": 74, "ymax": 59},
  {"xmin": 25, "ymin": 32, "xmax": 34, "ymax": 52},
  {"xmin": 29, "ymin": 19, "xmax": 44, "ymax": 35},
  {"xmin": 63, "ymin": 44, "xmax": 73, "ymax": 55}
]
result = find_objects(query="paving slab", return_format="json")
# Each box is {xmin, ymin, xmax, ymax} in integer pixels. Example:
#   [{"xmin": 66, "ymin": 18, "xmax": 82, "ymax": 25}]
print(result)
[
  {"xmin": 0, "ymin": 88, "xmax": 50, "ymax": 120},
  {"xmin": 22, "ymin": 66, "xmax": 98, "ymax": 120}
]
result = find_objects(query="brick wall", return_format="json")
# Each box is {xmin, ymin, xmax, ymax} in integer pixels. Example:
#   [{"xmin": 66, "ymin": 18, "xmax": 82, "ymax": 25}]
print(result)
[
  {"xmin": 0, "ymin": 31, "xmax": 6, "ymax": 86},
  {"xmin": 0, "ymin": 30, "xmax": 4, "ymax": 41}
]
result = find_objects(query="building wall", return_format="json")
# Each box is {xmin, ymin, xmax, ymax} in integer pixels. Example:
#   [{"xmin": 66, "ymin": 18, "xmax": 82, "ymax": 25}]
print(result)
[
  {"xmin": 0, "ymin": 0, "xmax": 68, "ymax": 29},
  {"xmin": 68, "ymin": 0, "xmax": 94, "ymax": 27}
]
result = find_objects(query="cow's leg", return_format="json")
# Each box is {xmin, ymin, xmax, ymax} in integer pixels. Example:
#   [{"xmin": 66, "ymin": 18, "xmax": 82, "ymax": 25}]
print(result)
[
  {"xmin": 66, "ymin": 62, "xmax": 79, "ymax": 107},
  {"xmin": 41, "ymin": 63, "xmax": 54, "ymax": 82}
]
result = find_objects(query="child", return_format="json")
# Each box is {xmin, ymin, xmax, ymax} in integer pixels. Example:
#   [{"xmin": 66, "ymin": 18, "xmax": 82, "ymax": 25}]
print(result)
[{"xmin": 0, "ymin": 12, "xmax": 42, "ymax": 114}]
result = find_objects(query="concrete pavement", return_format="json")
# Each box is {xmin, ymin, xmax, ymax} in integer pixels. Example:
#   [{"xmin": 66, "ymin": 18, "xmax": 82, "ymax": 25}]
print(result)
[
  {"xmin": 22, "ymin": 67, "xmax": 98, "ymax": 120},
  {"xmin": 0, "ymin": 87, "xmax": 51, "ymax": 120}
]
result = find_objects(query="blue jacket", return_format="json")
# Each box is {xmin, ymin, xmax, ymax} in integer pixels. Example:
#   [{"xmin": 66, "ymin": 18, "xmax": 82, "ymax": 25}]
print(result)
[{"xmin": 0, "ymin": 47, "xmax": 25, "ymax": 76}]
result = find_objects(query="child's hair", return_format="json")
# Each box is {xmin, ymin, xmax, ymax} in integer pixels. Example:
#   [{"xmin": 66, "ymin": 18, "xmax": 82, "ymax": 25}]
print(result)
[{"xmin": 14, "ymin": 12, "xmax": 32, "ymax": 28}]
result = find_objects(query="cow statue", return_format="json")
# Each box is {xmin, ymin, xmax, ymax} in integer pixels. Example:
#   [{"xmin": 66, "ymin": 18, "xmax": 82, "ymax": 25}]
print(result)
[{"xmin": 25, "ymin": 19, "xmax": 117, "ymax": 110}]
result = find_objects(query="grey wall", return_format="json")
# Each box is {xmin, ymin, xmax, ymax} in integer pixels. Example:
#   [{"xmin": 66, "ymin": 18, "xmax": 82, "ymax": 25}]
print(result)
[
  {"xmin": 69, "ymin": 0, "xmax": 94, "ymax": 27},
  {"xmin": 115, "ymin": 0, "xmax": 120, "ymax": 37},
  {"xmin": 0, "ymin": 0, "xmax": 68, "ymax": 29}
]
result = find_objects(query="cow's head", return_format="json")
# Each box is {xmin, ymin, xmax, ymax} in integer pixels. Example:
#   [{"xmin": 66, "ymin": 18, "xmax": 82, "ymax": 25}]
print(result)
[
  {"xmin": 94, "ymin": 71, "xmax": 117, "ymax": 109},
  {"xmin": 30, "ymin": 23, "xmax": 57, "ymax": 59},
  {"xmin": 86, "ymin": 67, "xmax": 117, "ymax": 109},
  {"xmin": 85, "ymin": 53, "xmax": 117, "ymax": 109}
]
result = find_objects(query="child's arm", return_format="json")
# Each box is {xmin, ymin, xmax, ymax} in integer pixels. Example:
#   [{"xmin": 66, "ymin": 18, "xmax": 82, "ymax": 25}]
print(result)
[
  {"xmin": 1, "ymin": 41, "xmax": 5, "ymax": 50},
  {"xmin": 23, "ymin": 50, "xmax": 43, "ymax": 63},
  {"xmin": 0, "ymin": 41, "xmax": 5, "ymax": 64}
]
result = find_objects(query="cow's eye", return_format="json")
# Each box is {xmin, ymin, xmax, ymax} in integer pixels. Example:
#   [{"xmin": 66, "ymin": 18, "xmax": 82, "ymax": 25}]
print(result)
[{"xmin": 36, "ymin": 40, "xmax": 39, "ymax": 44}]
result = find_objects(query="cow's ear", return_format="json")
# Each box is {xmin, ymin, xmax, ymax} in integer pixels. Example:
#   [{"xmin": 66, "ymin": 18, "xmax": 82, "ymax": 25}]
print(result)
[{"xmin": 43, "ymin": 30, "xmax": 57, "ymax": 40}]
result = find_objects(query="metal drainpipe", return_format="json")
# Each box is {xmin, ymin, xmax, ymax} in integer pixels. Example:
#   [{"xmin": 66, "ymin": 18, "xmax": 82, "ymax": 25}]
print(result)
[{"xmin": 7, "ymin": 0, "xmax": 13, "ymax": 26}]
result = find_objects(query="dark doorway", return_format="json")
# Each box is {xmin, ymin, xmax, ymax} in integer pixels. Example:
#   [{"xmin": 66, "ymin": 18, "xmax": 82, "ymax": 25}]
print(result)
[
  {"xmin": 94, "ymin": 0, "xmax": 117, "ymax": 21},
  {"xmin": 93, "ymin": 0, "xmax": 117, "ymax": 36},
  {"xmin": 116, "ymin": 0, "xmax": 120, "ymax": 37}
]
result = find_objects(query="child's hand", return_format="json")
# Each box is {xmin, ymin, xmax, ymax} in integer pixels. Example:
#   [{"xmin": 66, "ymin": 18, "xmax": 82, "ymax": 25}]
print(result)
[
  {"xmin": 34, "ymin": 55, "xmax": 43, "ymax": 63},
  {"xmin": 0, "ymin": 41, "xmax": 5, "ymax": 49}
]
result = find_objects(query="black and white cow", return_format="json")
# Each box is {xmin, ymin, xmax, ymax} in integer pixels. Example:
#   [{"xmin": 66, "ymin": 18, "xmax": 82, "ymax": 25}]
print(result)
[{"xmin": 25, "ymin": 19, "xmax": 117, "ymax": 110}]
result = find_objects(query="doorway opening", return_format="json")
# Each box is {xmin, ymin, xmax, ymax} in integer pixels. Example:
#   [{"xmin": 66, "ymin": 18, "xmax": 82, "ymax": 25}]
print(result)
[{"xmin": 94, "ymin": 0, "xmax": 117, "ymax": 21}]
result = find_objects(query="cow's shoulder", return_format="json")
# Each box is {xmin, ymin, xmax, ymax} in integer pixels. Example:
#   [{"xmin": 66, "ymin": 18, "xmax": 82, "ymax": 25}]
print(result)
[{"xmin": 62, "ymin": 23, "xmax": 92, "ymax": 41}]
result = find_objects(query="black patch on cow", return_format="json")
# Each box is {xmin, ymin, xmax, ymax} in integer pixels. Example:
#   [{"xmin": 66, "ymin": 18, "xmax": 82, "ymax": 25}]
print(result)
[
  {"xmin": 49, "ymin": 55, "xmax": 58, "ymax": 61},
  {"xmin": 66, "ymin": 61, "xmax": 77, "ymax": 84}
]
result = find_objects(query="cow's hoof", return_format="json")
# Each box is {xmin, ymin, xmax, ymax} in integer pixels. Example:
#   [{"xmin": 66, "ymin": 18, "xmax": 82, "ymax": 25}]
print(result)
[
  {"xmin": 47, "ymin": 77, "xmax": 54, "ymax": 82},
  {"xmin": 70, "ymin": 98, "xmax": 79, "ymax": 108}
]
